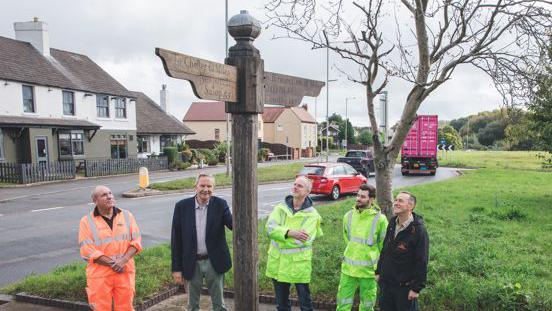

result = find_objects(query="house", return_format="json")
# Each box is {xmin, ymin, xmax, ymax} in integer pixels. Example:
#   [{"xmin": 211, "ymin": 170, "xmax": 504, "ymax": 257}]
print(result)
[
  {"xmin": 182, "ymin": 101, "xmax": 263, "ymax": 142},
  {"xmin": 319, "ymin": 123, "xmax": 341, "ymax": 148},
  {"xmin": 0, "ymin": 18, "xmax": 136, "ymax": 164},
  {"xmin": 262, "ymin": 106, "xmax": 317, "ymax": 157},
  {"xmin": 134, "ymin": 86, "xmax": 195, "ymax": 158}
]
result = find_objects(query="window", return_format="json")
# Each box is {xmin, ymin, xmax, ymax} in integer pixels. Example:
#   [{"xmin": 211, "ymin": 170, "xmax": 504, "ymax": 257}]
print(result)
[
  {"xmin": 63, "ymin": 91, "xmax": 75, "ymax": 115},
  {"xmin": 343, "ymin": 165, "xmax": 358, "ymax": 175},
  {"xmin": 214, "ymin": 129, "xmax": 220, "ymax": 141},
  {"xmin": 277, "ymin": 122, "xmax": 283, "ymax": 131},
  {"xmin": 22, "ymin": 85, "xmax": 35, "ymax": 113},
  {"xmin": 110, "ymin": 135, "xmax": 127, "ymax": 159},
  {"xmin": 333, "ymin": 165, "xmax": 347, "ymax": 176},
  {"xmin": 115, "ymin": 98, "xmax": 127, "ymax": 118},
  {"xmin": 58, "ymin": 131, "xmax": 84, "ymax": 156},
  {"xmin": 137, "ymin": 136, "xmax": 149, "ymax": 153},
  {"xmin": 160, "ymin": 135, "xmax": 176, "ymax": 149},
  {"xmin": 0, "ymin": 129, "xmax": 4, "ymax": 160},
  {"xmin": 96, "ymin": 94, "xmax": 109, "ymax": 117}
]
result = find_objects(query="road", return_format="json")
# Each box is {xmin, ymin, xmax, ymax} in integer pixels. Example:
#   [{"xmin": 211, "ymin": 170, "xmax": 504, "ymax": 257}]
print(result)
[{"xmin": 0, "ymin": 162, "xmax": 459, "ymax": 287}]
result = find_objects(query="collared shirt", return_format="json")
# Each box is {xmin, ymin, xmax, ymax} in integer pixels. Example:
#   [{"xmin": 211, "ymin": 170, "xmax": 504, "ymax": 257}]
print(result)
[
  {"xmin": 394, "ymin": 214, "xmax": 414, "ymax": 238},
  {"xmin": 195, "ymin": 197, "xmax": 209, "ymax": 255},
  {"xmin": 93, "ymin": 206, "xmax": 121, "ymax": 230}
]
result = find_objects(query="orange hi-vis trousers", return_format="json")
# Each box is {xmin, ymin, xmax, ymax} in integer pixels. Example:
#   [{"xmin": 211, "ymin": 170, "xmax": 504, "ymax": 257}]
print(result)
[{"xmin": 79, "ymin": 208, "xmax": 142, "ymax": 311}]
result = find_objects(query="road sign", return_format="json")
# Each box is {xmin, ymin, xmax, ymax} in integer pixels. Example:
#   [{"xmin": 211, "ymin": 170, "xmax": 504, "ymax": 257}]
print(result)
[
  {"xmin": 156, "ymin": 48, "xmax": 238, "ymax": 102},
  {"xmin": 448, "ymin": 145, "xmax": 454, "ymax": 151},
  {"xmin": 156, "ymin": 49, "xmax": 325, "ymax": 107},
  {"xmin": 264, "ymin": 71, "xmax": 325, "ymax": 107}
]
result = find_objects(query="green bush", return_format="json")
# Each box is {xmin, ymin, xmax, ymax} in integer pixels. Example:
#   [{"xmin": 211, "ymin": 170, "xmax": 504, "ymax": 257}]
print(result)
[
  {"xmin": 178, "ymin": 162, "xmax": 191, "ymax": 170},
  {"xmin": 258, "ymin": 148, "xmax": 270, "ymax": 162},
  {"xmin": 214, "ymin": 142, "xmax": 228, "ymax": 162},
  {"xmin": 201, "ymin": 149, "xmax": 219, "ymax": 166},
  {"xmin": 181, "ymin": 149, "xmax": 193, "ymax": 162},
  {"xmin": 162, "ymin": 147, "xmax": 178, "ymax": 165}
]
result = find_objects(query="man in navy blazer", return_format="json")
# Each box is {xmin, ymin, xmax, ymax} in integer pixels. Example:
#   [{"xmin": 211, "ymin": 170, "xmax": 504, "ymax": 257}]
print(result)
[{"xmin": 171, "ymin": 173, "xmax": 233, "ymax": 311}]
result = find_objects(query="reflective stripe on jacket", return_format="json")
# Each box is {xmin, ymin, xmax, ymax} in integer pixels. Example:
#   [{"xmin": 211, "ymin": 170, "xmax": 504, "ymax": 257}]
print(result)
[
  {"xmin": 341, "ymin": 206, "xmax": 388, "ymax": 278},
  {"xmin": 79, "ymin": 209, "xmax": 143, "ymax": 278},
  {"xmin": 265, "ymin": 202, "xmax": 323, "ymax": 283}
]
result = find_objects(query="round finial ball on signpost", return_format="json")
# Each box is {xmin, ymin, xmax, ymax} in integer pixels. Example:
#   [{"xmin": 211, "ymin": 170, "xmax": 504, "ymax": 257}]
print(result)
[{"xmin": 227, "ymin": 10, "xmax": 261, "ymax": 41}]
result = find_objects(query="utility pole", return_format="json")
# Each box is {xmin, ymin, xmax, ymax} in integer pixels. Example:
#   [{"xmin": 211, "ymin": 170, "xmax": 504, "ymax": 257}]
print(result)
[
  {"xmin": 326, "ymin": 44, "xmax": 329, "ymax": 162},
  {"xmin": 345, "ymin": 97, "xmax": 355, "ymax": 151},
  {"xmin": 466, "ymin": 117, "xmax": 469, "ymax": 150}
]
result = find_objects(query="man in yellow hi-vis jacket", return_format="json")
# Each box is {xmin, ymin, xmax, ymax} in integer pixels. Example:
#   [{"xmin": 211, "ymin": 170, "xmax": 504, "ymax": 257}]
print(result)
[
  {"xmin": 265, "ymin": 176, "xmax": 323, "ymax": 311},
  {"xmin": 336, "ymin": 183, "xmax": 388, "ymax": 311}
]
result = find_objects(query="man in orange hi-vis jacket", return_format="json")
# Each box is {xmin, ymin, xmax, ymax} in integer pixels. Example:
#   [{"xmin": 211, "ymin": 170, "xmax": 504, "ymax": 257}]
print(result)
[{"xmin": 79, "ymin": 185, "xmax": 142, "ymax": 311}]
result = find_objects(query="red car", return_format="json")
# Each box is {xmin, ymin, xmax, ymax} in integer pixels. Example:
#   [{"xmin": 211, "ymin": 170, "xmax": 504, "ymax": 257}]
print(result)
[{"xmin": 298, "ymin": 162, "xmax": 368, "ymax": 200}]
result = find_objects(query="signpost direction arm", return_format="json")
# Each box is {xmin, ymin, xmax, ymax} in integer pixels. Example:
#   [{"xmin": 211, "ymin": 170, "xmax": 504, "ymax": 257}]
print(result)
[
  {"xmin": 155, "ymin": 48, "xmax": 238, "ymax": 102},
  {"xmin": 264, "ymin": 71, "xmax": 325, "ymax": 107}
]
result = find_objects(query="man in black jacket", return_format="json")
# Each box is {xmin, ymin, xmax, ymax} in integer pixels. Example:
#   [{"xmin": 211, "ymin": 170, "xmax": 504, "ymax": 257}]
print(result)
[
  {"xmin": 171, "ymin": 173, "xmax": 233, "ymax": 311},
  {"xmin": 375, "ymin": 191, "xmax": 429, "ymax": 311}
]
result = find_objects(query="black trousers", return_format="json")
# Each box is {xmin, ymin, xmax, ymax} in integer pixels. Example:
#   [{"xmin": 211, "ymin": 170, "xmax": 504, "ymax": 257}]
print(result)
[
  {"xmin": 378, "ymin": 282, "xmax": 419, "ymax": 311},
  {"xmin": 272, "ymin": 279, "xmax": 313, "ymax": 311}
]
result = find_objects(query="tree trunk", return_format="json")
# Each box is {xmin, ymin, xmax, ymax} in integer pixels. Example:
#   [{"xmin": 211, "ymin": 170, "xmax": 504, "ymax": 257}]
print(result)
[{"xmin": 373, "ymin": 147, "xmax": 396, "ymax": 218}]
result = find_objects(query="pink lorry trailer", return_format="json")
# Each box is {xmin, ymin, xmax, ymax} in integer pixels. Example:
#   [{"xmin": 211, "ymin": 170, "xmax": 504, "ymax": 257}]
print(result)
[{"xmin": 400, "ymin": 115, "xmax": 438, "ymax": 176}]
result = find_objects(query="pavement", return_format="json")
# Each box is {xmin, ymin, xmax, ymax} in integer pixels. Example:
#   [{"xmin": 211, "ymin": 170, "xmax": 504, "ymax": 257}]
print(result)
[{"xmin": 0, "ymin": 293, "xmax": 303, "ymax": 310}]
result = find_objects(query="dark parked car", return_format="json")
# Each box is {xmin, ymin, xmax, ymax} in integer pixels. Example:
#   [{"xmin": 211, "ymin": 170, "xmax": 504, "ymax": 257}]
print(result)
[
  {"xmin": 298, "ymin": 162, "xmax": 368, "ymax": 200},
  {"xmin": 337, "ymin": 150, "xmax": 375, "ymax": 177}
]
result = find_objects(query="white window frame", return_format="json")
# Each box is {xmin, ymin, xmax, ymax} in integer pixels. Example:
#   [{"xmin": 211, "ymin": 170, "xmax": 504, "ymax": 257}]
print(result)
[
  {"xmin": 62, "ymin": 90, "xmax": 75, "ymax": 116},
  {"xmin": 96, "ymin": 94, "xmax": 110, "ymax": 118},
  {"xmin": 22, "ymin": 85, "xmax": 35, "ymax": 113},
  {"xmin": 114, "ymin": 97, "xmax": 127, "ymax": 119}
]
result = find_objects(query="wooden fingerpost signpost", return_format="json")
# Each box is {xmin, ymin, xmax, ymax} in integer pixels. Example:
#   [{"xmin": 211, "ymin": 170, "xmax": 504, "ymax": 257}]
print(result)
[{"xmin": 156, "ymin": 10, "xmax": 324, "ymax": 310}]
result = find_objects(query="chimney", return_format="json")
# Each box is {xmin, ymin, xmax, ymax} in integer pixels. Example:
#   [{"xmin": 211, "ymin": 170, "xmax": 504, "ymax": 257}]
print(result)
[
  {"xmin": 160, "ymin": 84, "xmax": 168, "ymax": 111},
  {"xmin": 14, "ymin": 17, "xmax": 50, "ymax": 57}
]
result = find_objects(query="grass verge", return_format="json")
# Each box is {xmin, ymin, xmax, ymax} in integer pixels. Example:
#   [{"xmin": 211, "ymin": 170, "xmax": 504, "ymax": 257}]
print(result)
[
  {"xmin": 1, "ymin": 246, "xmax": 173, "ymax": 304},
  {"xmin": 436, "ymin": 150, "xmax": 551, "ymax": 171},
  {"xmin": 3, "ymin": 168, "xmax": 551, "ymax": 310},
  {"xmin": 150, "ymin": 162, "xmax": 306, "ymax": 190}
]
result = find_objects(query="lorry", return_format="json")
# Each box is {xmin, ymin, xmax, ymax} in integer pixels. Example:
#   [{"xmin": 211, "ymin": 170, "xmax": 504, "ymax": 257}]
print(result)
[
  {"xmin": 401, "ymin": 115, "xmax": 438, "ymax": 176},
  {"xmin": 337, "ymin": 149, "xmax": 375, "ymax": 177}
]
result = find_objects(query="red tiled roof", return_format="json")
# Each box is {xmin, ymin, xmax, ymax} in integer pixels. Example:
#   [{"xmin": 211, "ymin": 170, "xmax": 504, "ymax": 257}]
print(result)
[
  {"xmin": 183, "ymin": 101, "xmax": 227, "ymax": 121},
  {"xmin": 262, "ymin": 107, "xmax": 285, "ymax": 123},
  {"xmin": 291, "ymin": 107, "xmax": 316, "ymax": 123}
]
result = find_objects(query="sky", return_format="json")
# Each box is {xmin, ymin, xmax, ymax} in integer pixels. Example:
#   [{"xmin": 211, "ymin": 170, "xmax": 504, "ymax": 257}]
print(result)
[{"xmin": 1, "ymin": 0, "xmax": 503, "ymax": 127}]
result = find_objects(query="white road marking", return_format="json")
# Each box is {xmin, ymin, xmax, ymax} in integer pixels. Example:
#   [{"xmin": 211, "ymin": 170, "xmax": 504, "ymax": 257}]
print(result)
[
  {"xmin": 130, "ymin": 192, "xmax": 194, "ymax": 200},
  {"xmin": 31, "ymin": 206, "xmax": 65, "ymax": 213},
  {"xmin": 263, "ymin": 200, "xmax": 282, "ymax": 206},
  {"xmin": 262, "ymin": 187, "xmax": 289, "ymax": 191}
]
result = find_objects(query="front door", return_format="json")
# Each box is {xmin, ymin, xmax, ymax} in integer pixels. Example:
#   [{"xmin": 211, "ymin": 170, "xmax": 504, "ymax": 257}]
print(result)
[{"xmin": 35, "ymin": 136, "xmax": 49, "ymax": 164}]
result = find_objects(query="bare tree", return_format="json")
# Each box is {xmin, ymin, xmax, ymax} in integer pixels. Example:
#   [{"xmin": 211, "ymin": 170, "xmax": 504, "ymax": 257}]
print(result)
[{"xmin": 265, "ymin": 0, "xmax": 551, "ymax": 217}]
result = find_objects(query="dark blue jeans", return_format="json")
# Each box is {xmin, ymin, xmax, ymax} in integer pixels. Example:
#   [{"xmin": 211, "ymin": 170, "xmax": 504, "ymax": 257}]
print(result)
[
  {"xmin": 272, "ymin": 279, "xmax": 313, "ymax": 311},
  {"xmin": 378, "ymin": 282, "xmax": 419, "ymax": 311}
]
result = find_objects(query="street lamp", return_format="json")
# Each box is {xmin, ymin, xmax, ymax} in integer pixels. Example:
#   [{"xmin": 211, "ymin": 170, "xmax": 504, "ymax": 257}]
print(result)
[
  {"xmin": 325, "ymin": 76, "xmax": 338, "ymax": 162},
  {"xmin": 344, "ymin": 96, "xmax": 355, "ymax": 150}
]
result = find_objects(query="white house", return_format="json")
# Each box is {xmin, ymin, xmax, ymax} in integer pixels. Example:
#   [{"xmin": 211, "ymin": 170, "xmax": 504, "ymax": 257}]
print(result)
[{"xmin": 0, "ymin": 18, "xmax": 137, "ymax": 164}]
